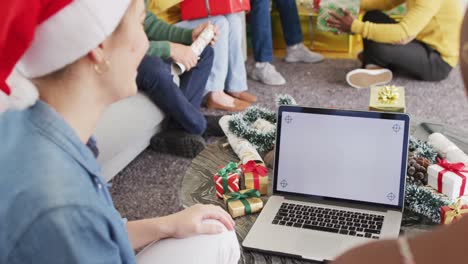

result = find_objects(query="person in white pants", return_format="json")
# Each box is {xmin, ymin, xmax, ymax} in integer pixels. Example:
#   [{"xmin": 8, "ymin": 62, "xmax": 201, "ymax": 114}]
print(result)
[{"xmin": 137, "ymin": 220, "xmax": 240, "ymax": 264}]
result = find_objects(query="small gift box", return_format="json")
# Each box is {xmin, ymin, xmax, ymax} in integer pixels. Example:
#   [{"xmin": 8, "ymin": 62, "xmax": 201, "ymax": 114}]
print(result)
[
  {"xmin": 242, "ymin": 160, "xmax": 268, "ymax": 195},
  {"xmin": 428, "ymin": 159, "xmax": 468, "ymax": 199},
  {"xmin": 317, "ymin": 0, "xmax": 360, "ymax": 33},
  {"xmin": 369, "ymin": 85, "xmax": 406, "ymax": 113},
  {"xmin": 223, "ymin": 189, "xmax": 263, "ymax": 218},
  {"xmin": 213, "ymin": 162, "xmax": 241, "ymax": 199},
  {"xmin": 440, "ymin": 199, "xmax": 468, "ymax": 225},
  {"xmin": 180, "ymin": 0, "xmax": 250, "ymax": 21}
]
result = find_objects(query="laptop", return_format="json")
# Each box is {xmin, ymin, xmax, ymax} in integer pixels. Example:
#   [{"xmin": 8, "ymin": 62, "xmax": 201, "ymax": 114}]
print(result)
[{"xmin": 243, "ymin": 106, "xmax": 410, "ymax": 262}]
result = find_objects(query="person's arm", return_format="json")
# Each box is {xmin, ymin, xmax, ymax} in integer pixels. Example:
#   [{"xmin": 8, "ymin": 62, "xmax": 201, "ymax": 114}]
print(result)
[
  {"xmin": 333, "ymin": 216, "xmax": 468, "ymax": 264},
  {"xmin": 8, "ymin": 207, "xmax": 124, "ymax": 264},
  {"xmin": 360, "ymin": 0, "xmax": 406, "ymax": 12},
  {"xmin": 144, "ymin": 10, "xmax": 192, "ymax": 59},
  {"xmin": 126, "ymin": 204, "xmax": 236, "ymax": 250},
  {"xmin": 352, "ymin": 0, "xmax": 442, "ymax": 44}
]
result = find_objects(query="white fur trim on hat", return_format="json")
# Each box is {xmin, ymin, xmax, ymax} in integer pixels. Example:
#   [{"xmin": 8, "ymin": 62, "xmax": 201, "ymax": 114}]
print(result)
[
  {"xmin": 17, "ymin": 0, "xmax": 131, "ymax": 79},
  {"xmin": 4, "ymin": 69, "xmax": 39, "ymax": 111},
  {"xmin": 0, "ymin": 69, "xmax": 39, "ymax": 113}
]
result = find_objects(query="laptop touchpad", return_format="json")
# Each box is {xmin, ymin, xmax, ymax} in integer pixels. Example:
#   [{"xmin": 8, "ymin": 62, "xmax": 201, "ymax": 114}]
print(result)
[{"xmin": 296, "ymin": 234, "xmax": 343, "ymax": 260}]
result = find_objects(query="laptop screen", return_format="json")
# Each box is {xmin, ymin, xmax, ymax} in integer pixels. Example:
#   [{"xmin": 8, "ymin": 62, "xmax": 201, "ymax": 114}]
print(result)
[{"xmin": 274, "ymin": 107, "xmax": 409, "ymax": 209}]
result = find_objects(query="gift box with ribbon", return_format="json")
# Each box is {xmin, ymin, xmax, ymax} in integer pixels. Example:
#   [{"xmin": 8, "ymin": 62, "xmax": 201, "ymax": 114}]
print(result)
[
  {"xmin": 223, "ymin": 189, "xmax": 263, "ymax": 218},
  {"xmin": 440, "ymin": 198, "xmax": 468, "ymax": 225},
  {"xmin": 428, "ymin": 159, "xmax": 468, "ymax": 199},
  {"xmin": 242, "ymin": 160, "xmax": 268, "ymax": 195},
  {"xmin": 213, "ymin": 162, "xmax": 241, "ymax": 199},
  {"xmin": 369, "ymin": 85, "xmax": 406, "ymax": 113},
  {"xmin": 180, "ymin": 0, "xmax": 250, "ymax": 21}
]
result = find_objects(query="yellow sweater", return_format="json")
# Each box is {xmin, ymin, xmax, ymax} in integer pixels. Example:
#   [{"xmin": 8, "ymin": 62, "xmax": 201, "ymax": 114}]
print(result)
[
  {"xmin": 148, "ymin": 0, "xmax": 182, "ymax": 24},
  {"xmin": 351, "ymin": 0, "xmax": 462, "ymax": 67}
]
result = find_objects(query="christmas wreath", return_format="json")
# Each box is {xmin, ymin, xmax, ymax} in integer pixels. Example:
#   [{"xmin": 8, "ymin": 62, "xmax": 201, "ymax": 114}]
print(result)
[
  {"xmin": 404, "ymin": 136, "xmax": 455, "ymax": 223},
  {"xmin": 228, "ymin": 94, "xmax": 296, "ymax": 153}
]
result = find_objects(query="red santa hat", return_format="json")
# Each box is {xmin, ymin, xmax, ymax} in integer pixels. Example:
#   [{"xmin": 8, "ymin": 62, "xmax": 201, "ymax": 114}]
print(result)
[{"xmin": 0, "ymin": 0, "xmax": 131, "ymax": 112}]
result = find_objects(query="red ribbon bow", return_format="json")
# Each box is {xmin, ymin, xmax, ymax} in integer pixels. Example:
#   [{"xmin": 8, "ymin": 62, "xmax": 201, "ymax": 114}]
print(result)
[
  {"xmin": 437, "ymin": 158, "xmax": 468, "ymax": 197},
  {"xmin": 242, "ymin": 160, "xmax": 268, "ymax": 191}
]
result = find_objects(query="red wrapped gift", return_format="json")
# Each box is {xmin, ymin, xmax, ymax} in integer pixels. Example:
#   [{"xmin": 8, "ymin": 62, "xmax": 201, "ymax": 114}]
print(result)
[
  {"xmin": 314, "ymin": 0, "xmax": 320, "ymax": 10},
  {"xmin": 213, "ymin": 162, "xmax": 241, "ymax": 198},
  {"xmin": 181, "ymin": 0, "xmax": 250, "ymax": 21},
  {"xmin": 440, "ymin": 199, "xmax": 468, "ymax": 225},
  {"xmin": 242, "ymin": 160, "xmax": 268, "ymax": 195}
]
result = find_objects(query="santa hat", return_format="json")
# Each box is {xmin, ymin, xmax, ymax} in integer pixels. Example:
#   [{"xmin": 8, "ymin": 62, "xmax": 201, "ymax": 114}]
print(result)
[{"xmin": 0, "ymin": 0, "xmax": 131, "ymax": 112}]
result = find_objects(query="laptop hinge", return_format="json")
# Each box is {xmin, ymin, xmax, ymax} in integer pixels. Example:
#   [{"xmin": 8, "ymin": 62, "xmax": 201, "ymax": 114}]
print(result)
[{"xmin": 277, "ymin": 194, "xmax": 400, "ymax": 213}]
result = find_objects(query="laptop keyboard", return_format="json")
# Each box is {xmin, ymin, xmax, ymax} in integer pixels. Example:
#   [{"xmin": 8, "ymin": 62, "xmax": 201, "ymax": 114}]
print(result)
[{"xmin": 272, "ymin": 203, "xmax": 384, "ymax": 239}]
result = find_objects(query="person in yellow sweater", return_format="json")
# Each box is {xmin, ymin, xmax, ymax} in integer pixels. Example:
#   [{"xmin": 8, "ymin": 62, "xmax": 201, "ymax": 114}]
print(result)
[{"xmin": 327, "ymin": 0, "xmax": 462, "ymax": 89}]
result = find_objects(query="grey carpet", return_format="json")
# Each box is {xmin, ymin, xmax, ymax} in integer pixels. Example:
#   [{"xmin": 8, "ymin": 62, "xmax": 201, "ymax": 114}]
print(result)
[{"xmin": 110, "ymin": 58, "xmax": 468, "ymax": 220}]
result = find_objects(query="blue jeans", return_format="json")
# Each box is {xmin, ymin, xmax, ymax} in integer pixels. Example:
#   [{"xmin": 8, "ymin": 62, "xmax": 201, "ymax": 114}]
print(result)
[
  {"xmin": 176, "ymin": 13, "xmax": 248, "ymax": 93},
  {"xmin": 137, "ymin": 47, "xmax": 214, "ymax": 135},
  {"xmin": 250, "ymin": 0, "xmax": 303, "ymax": 62}
]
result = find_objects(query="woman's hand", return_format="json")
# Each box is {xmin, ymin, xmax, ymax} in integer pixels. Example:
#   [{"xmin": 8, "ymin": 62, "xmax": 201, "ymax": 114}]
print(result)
[
  {"xmin": 126, "ymin": 204, "xmax": 235, "ymax": 249},
  {"xmin": 162, "ymin": 204, "xmax": 236, "ymax": 239},
  {"xmin": 192, "ymin": 21, "xmax": 219, "ymax": 45},
  {"xmin": 327, "ymin": 8, "xmax": 356, "ymax": 34},
  {"xmin": 170, "ymin": 42, "xmax": 198, "ymax": 71}
]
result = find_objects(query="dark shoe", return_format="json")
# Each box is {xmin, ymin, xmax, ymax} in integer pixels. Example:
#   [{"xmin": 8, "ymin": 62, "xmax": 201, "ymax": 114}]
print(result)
[
  {"xmin": 150, "ymin": 129, "xmax": 206, "ymax": 158},
  {"xmin": 203, "ymin": 115, "xmax": 225, "ymax": 138}
]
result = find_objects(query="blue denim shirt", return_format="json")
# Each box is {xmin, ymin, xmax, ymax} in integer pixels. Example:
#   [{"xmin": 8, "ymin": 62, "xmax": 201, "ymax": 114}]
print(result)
[{"xmin": 0, "ymin": 101, "xmax": 136, "ymax": 263}]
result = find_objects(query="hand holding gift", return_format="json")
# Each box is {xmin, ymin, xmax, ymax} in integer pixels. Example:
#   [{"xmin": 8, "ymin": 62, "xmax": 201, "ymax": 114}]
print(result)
[
  {"xmin": 326, "ymin": 8, "xmax": 356, "ymax": 33},
  {"xmin": 223, "ymin": 189, "xmax": 263, "ymax": 218},
  {"xmin": 242, "ymin": 160, "xmax": 269, "ymax": 195},
  {"xmin": 192, "ymin": 22, "xmax": 219, "ymax": 45},
  {"xmin": 317, "ymin": 0, "xmax": 360, "ymax": 33},
  {"xmin": 172, "ymin": 23, "xmax": 215, "ymax": 75},
  {"xmin": 440, "ymin": 198, "xmax": 468, "ymax": 225},
  {"xmin": 213, "ymin": 162, "xmax": 241, "ymax": 199}
]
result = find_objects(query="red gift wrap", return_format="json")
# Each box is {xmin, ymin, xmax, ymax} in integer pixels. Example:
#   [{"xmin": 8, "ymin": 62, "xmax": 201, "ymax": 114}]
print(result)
[
  {"xmin": 214, "ymin": 172, "xmax": 240, "ymax": 199},
  {"xmin": 440, "ymin": 199, "xmax": 468, "ymax": 225},
  {"xmin": 181, "ymin": 0, "xmax": 250, "ymax": 21},
  {"xmin": 242, "ymin": 160, "xmax": 268, "ymax": 195}
]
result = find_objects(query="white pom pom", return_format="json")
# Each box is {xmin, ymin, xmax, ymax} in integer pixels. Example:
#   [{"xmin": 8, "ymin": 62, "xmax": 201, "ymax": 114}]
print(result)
[{"xmin": 5, "ymin": 69, "xmax": 39, "ymax": 111}]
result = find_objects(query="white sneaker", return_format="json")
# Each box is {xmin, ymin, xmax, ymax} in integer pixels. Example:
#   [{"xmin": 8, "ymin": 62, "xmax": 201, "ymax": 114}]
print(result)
[
  {"xmin": 346, "ymin": 68, "xmax": 393, "ymax": 89},
  {"xmin": 285, "ymin": 43, "xmax": 324, "ymax": 63},
  {"xmin": 249, "ymin": 62, "xmax": 286, "ymax": 86}
]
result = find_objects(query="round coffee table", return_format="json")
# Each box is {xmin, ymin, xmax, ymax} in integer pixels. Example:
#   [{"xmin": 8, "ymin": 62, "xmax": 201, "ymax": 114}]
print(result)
[{"xmin": 180, "ymin": 139, "xmax": 435, "ymax": 264}]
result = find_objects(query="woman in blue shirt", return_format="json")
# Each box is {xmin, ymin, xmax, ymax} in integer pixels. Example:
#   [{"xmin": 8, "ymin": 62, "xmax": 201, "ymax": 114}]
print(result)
[{"xmin": 0, "ymin": 0, "xmax": 239, "ymax": 263}]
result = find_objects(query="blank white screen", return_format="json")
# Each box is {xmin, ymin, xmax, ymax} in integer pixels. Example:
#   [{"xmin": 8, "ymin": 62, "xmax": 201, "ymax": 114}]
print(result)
[{"xmin": 276, "ymin": 112, "xmax": 405, "ymax": 206}]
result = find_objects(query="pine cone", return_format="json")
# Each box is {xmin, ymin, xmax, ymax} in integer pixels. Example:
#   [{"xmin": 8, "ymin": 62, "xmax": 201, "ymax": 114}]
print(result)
[
  {"xmin": 407, "ymin": 156, "xmax": 429, "ymax": 186},
  {"xmin": 416, "ymin": 157, "xmax": 430, "ymax": 169}
]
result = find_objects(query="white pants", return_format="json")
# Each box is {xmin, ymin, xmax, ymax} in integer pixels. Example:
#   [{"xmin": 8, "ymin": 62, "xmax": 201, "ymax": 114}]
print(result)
[{"xmin": 136, "ymin": 220, "xmax": 240, "ymax": 264}]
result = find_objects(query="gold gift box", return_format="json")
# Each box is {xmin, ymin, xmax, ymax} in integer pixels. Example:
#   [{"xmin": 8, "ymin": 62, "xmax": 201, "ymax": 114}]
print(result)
[
  {"xmin": 223, "ymin": 190, "xmax": 264, "ymax": 218},
  {"xmin": 369, "ymin": 85, "xmax": 406, "ymax": 113},
  {"xmin": 245, "ymin": 169, "xmax": 269, "ymax": 195}
]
